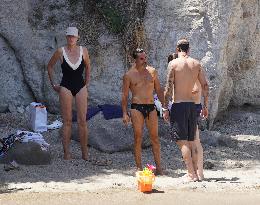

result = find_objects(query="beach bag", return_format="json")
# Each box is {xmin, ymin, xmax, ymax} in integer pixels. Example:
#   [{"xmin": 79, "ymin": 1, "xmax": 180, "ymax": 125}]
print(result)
[{"xmin": 29, "ymin": 102, "xmax": 47, "ymax": 132}]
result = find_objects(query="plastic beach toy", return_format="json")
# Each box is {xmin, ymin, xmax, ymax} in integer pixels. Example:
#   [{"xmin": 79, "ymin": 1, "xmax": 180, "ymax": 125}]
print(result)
[{"xmin": 136, "ymin": 164, "xmax": 156, "ymax": 192}]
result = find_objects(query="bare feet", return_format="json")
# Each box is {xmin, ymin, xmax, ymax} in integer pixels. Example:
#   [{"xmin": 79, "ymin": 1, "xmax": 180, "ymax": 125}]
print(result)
[
  {"xmin": 155, "ymin": 168, "xmax": 163, "ymax": 176},
  {"xmin": 196, "ymin": 171, "xmax": 204, "ymax": 181},
  {"xmin": 181, "ymin": 174, "xmax": 199, "ymax": 182}
]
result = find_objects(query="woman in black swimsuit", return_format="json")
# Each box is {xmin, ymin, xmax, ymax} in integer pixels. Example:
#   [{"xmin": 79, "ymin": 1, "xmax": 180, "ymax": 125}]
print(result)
[{"xmin": 47, "ymin": 27, "xmax": 91, "ymax": 160}]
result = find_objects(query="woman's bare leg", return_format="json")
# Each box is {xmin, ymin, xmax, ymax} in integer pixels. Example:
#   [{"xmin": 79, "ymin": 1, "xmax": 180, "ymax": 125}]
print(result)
[
  {"xmin": 75, "ymin": 86, "xmax": 88, "ymax": 160},
  {"xmin": 59, "ymin": 87, "xmax": 73, "ymax": 160}
]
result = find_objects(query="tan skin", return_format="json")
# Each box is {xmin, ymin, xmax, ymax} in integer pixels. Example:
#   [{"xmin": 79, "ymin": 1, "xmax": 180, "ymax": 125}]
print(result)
[
  {"xmin": 122, "ymin": 52, "xmax": 164, "ymax": 175},
  {"xmin": 47, "ymin": 35, "xmax": 91, "ymax": 160},
  {"xmin": 163, "ymin": 49, "xmax": 209, "ymax": 181},
  {"xmin": 169, "ymin": 53, "xmax": 205, "ymax": 180},
  {"xmin": 191, "ymin": 81, "xmax": 204, "ymax": 180}
]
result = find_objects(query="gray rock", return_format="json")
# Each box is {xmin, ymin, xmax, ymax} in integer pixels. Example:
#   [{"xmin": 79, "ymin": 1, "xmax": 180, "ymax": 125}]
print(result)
[
  {"xmin": 0, "ymin": 142, "xmax": 51, "ymax": 165},
  {"xmin": 71, "ymin": 113, "xmax": 151, "ymax": 153},
  {"xmin": 200, "ymin": 130, "xmax": 238, "ymax": 147},
  {"xmin": 0, "ymin": 0, "xmax": 259, "ymax": 127},
  {"xmin": 0, "ymin": 36, "xmax": 33, "ymax": 113},
  {"xmin": 204, "ymin": 160, "xmax": 215, "ymax": 169},
  {"xmin": 143, "ymin": 0, "xmax": 260, "ymax": 127}
]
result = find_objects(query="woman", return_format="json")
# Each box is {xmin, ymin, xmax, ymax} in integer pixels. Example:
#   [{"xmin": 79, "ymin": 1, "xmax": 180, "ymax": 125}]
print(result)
[
  {"xmin": 47, "ymin": 27, "xmax": 91, "ymax": 160},
  {"xmin": 167, "ymin": 53, "xmax": 204, "ymax": 180}
]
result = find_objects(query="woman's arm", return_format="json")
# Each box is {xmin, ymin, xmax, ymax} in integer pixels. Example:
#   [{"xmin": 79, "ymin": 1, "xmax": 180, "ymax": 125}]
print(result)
[
  {"xmin": 83, "ymin": 47, "xmax": 91, "ymax": 87},
  {"xmin": 47, "ymin": 48, "xmax": 62, "ymax": 91}
]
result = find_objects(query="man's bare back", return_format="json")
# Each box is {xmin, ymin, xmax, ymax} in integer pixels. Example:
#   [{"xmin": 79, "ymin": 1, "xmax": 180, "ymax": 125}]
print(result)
[
  {"xmin": 163, "ymin": 38, "xmax": 209, "ymax": 181},
  {"xmin": 168, "ymin": 56, "xmax": 201, "ymax": 103}
]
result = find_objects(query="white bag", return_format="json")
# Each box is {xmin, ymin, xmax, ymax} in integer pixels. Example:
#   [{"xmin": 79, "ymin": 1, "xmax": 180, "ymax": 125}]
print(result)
[{"xmin": 29, "ymin": 102, "xmax": 47, "ymax": 132}]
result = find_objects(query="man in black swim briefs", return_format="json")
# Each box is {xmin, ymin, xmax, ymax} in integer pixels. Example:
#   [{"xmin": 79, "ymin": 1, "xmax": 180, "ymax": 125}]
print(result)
[
  {"xmin": 163, "ymin": 38, "xmax": 209, "ymax": 182},
  {"xmin": 121, "ymin": 48, "xmax": 164, "ymax": 175}
]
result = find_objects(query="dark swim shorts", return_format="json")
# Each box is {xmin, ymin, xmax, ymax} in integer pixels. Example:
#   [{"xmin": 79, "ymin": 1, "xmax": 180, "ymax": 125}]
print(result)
[
  {"xmin": 196, "ymin": 103, "xmax": 202, "ymax": 119},
  {"xmin": 170, "ymin": 102, "xmax": 197, "ymax": 141}
]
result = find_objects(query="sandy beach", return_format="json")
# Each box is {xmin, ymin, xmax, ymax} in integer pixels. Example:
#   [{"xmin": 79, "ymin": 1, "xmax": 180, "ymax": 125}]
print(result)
[{"xmin": 1, "ymin": 106, "xmax": 260, "ymax": 204}]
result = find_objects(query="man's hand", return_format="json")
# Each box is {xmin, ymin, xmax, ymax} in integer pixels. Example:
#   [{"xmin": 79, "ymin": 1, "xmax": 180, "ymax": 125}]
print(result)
[
  {"xmin": 201, "ymin": 107, "xmax": 208, "ymax": 119},
  {"xmin": 123, "ymin": 113, "xmax": 131, "ymax": 125},
  {"xmin": 163, "ymin": 110, "xmax": 170, "ymax": 122},
  {"xmin": 53, "ymin": 85, "xmax": 61, "ymax": 93}
]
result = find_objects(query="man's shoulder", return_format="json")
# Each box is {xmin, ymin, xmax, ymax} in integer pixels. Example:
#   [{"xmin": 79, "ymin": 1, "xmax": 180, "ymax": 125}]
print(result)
[
  {"xmin": 188, "ymin": 57, "xmax": 201, "ymax": 66},
  {"xmin": 146, "ymin": 66, "xmax": 157, "ymax": 74},
  {"xmin": 124, "ymin": 68, "xmax": 135, "ymax": 79}
]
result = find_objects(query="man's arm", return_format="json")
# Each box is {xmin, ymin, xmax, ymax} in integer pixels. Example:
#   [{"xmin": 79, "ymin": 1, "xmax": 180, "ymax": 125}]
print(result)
[
  {"xmin": 198, "ymin": 65, "xmax": 209, "ymax": 117},
  {"xmin": 122, "ymin": 74, "xmax": 131, "ymax": 124},
  {"xmin": 163, "ymin": 61, "xmax": 175, "ymax": 109},
  {"xmin": 154, "ymin": 70, "xmax": 164, "ymax": 105}
]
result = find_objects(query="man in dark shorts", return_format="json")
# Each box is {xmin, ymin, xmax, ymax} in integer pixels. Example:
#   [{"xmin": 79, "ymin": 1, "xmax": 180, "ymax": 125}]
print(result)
[
  {"xmin": 163, "ymin": 38, "xmax": 209, "ymax": 181},
  {"xmin": 121, "ymin": 48, "xmax": 164, "ymax": 175}
]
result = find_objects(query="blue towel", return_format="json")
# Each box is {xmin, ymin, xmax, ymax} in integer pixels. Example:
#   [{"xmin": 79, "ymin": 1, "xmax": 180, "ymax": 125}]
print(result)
[
  {"xmin": 98, "ymin": 104, "xmax": 123, "ymax": 120},
  {"xmin": 72, "ymin": 107, "xmax": 102, "ymax": 122}
]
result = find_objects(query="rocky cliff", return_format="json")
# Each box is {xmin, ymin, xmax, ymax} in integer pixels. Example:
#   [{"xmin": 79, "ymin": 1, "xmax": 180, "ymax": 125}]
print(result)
[{"xmin": 0, "ymin": 0, "xmax": 259, "ymax": 126}]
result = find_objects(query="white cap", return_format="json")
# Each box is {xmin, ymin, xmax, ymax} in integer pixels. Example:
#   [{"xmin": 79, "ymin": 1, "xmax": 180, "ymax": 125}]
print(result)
[{"xmin": 65, "ymin": 27, "xmax": 79, "ymax": 37}]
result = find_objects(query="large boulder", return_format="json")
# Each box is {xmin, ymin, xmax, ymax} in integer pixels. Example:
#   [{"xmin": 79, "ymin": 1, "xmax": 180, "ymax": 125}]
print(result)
[
  {"xmin": 71, "ymin": 113, "xmax": 151, "ymax": 153},
  {"xmin": 0, "ymin": 141, "xmax": 51, "ymax": 165},
  {"xmin": 0, "ymin": 35, "xmax": 34, "ymax": 112},
  {"xmin": 143, "ymin": 0, "xmax": 260, "ymax": 127},
  {"xmin": 0, "ymin": 0, "xmax": 259, "ymax": 127}
]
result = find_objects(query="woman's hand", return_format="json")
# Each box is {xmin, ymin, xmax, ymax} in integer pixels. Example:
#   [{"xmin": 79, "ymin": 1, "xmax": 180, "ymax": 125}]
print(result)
[{"xmin": 53, "ymin": 85, "xmax": 61, "ymax": 93}]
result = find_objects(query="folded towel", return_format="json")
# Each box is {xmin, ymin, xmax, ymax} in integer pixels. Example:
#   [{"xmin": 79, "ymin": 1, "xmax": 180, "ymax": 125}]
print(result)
[
  {"xmin": 72, "ymin": 106, "xmax": 102, "ymax": 122},
  {"xmin": 98, "ymin": 104, "xmax": 123, "ymax": 120}
]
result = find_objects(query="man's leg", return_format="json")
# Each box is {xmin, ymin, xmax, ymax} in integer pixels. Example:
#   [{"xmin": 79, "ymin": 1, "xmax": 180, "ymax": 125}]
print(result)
[
  {"xmin": 59, "ymin": 87, "xmax": 73, "ymax": 160},
  {"xmin": 130, "ymin": 109, "xmax": 145, "ymax": 170},
  {"xmin": 145, "ymin": 110, "xmax": 162, "ymax": 175},
  {"xmin": 176, "ymin": 140, "xmax": 198, "ymax": 181},
  {"xmin": 75, "ymin": 86, "xmax": 88, "ymax": 160},
  {"xmin": 194, "ymin": 126, "xmax": 204, "ymax": 179},
  {"xmin": 190, "ymin": 140, "xmax": 198, "ymax": 175}
]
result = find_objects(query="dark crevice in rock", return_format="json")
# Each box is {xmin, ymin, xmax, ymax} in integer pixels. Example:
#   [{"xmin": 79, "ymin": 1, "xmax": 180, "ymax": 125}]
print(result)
[{"xmin": 0, "ymin": 33, "xmax": 36, "ymax": 102}]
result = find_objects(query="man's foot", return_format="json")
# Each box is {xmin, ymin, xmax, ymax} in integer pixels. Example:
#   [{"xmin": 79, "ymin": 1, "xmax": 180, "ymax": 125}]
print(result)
[
  {"xmin": 155, "ymin": 168, "xmax": 163, "ymax": 176},
  {"xmin": 198, "ymin": 174, "xmax": 204, "ymax": 181},
  {"xmin": 180, "ymin": 174, "xmax": 199, "ymax": 182},
  {"xmin": 197, "ymin": 171, "xmax": 204, "ymax": 181},
  {"xmin": 64, "ymin": 153, "xmax": 72, "ymax": 160}
]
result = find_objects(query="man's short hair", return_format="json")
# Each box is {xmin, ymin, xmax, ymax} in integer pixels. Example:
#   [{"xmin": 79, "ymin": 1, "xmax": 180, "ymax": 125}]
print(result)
[
  {"xmin": 168, "ymin": 53, "xmax": 178, "ymax": 63},
  {"xmin": 176, "ymin": 38, "xmax": 189, "ymax": 52},
  {"xmin": 132, "ymin": 48, "xmax": 145, "ymax": 59}
]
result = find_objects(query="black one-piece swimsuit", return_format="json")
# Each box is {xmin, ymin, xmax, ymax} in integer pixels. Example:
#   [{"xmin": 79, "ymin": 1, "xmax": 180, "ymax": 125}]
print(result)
[{"xmin": 60, "ymin": 46, "xmax": 85, "ymax": 96}]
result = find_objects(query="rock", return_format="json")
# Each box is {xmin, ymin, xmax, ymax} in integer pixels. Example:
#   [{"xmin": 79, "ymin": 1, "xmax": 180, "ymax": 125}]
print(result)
[
  {"xmin": 143, "ymin": 0, "xmax": 260, "ymax": 127},
  {"xmin": 0, "ymin": 141, "xmax": 51, "ymax": 165},
  {"xmin": 71, "ymin": 113, "xmax": 151, "ymax": 153},
  {"xmin": 204, "ymin": 160, "xmax": 215, "ymax": 169},
  {"xmin": 200, "ymin": 130, "xmax": 238, "ymax": 147},
  {"xmin": 0, "ymin": 37, "xmax": 33, "ymax": 113},
  {"xmin": 233, "ymin": 162, "xmax": 244, "ymax": 168},
  {"xmin": 0, "ymin": 0, "xmax": 259, "ymax": 127}
]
